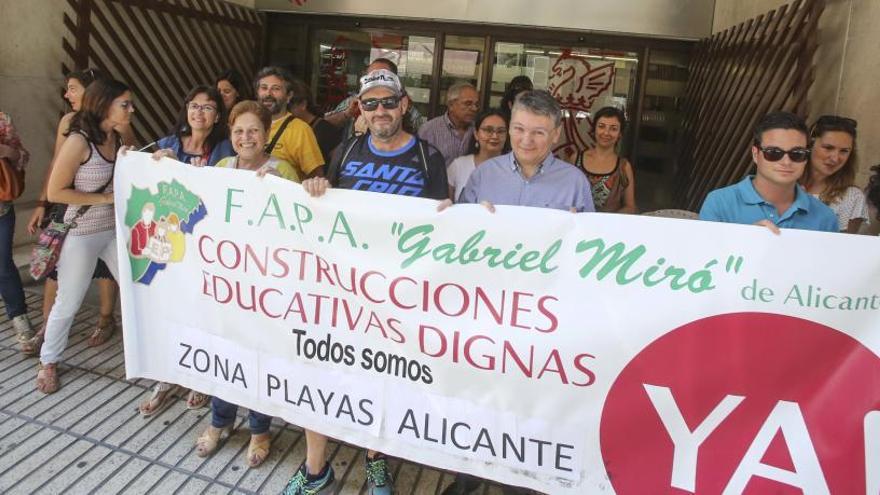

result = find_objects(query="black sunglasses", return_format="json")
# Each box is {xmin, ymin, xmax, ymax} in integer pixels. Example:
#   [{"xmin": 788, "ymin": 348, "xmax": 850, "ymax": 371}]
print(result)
[
  {"xmin": 755, "ymin": 145, "xmax": 811, "ymax": 163},
  {"xmin": 360, "ymin": 96, "xmax": 401, "ymax": 111}
]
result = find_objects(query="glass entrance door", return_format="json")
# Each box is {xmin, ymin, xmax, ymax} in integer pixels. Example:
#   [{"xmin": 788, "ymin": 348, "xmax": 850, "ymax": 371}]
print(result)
[
  {"xmin": 437, "ymin": 35, "xmax": 486, "ymax": 115},
  {"xmin": 490, "ymin": 42, "xmax": 639, "ymax": 160},
  {"xmin": 312, "ymin": 29, "xmax": 436, "ymax": 119}
]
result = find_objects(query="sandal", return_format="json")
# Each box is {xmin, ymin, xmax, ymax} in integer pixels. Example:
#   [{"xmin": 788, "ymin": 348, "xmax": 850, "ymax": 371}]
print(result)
[
  {"xmin": 139, "ymin": 382, "xmax": 179, "ymax": 417},
  {"xmin": 13, "ymin": 314, "xmax": 36, "ymax": 355},
  {"xmin": 23, "ymin": 328, "xmax": 45, "ymax": 357},
  {"xmin": 89, "ymin": 314, "xmax": 116, "ymax": 347},
  {"xmin": 195, "ymin": 424, "xmax": 232, "ymax": 458},
  {"xmin": 186, "ymin": 390, "xmax": 211, "ymax": 410},
  {"xmin": 36, "ymin": 363, "xmax": 59, "ymax": 394},
  {"xmin": 246, "ymin": 433, "xmax": 272, "ymax": 467},
  {"xmin": 18, "ymin": 331, "xmax": 37, "ymax": 355}
]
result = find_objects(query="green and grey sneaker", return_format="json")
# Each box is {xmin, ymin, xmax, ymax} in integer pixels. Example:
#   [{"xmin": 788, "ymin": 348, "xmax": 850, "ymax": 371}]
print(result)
[
  {"xmin": 365, "ymin": 454, "xmax": 394, "ymax": 495},
  {"xmin": 281, "ymin": 463, "xmax": 335, "ymax": 495}
]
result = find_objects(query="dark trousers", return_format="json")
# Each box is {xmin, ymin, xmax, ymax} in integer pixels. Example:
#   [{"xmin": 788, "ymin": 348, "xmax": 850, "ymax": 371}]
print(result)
[
  {"xmin": 211, "ymin": 396, "xmax": 271, "ymax": 434},
  {"xmin": 0, "ymin": 207, "xmax": 27, "ymax": 319}
]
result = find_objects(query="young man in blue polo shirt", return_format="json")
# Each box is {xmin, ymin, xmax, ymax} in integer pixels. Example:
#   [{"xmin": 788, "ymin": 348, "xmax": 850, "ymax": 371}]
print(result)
[{"xmin": 699, "ymin": 111, "xmax": 838, "ymax": 233}]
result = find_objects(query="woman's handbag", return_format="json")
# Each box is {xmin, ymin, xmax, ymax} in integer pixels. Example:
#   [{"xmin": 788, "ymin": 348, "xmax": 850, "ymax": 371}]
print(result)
[
  {"xmin": 29, "ymin": 218, "xmax": 75, "ymax": 280},
  {"xmin": 29, "ymin": 174, "xmax": 114, "ymax": 280},
  {"xmin": 0, "ymin": 158, "xmax": 25, "ymax": 201}
]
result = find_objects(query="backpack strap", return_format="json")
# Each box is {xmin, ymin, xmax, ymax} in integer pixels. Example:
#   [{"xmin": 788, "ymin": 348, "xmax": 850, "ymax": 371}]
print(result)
[
  {"xmin": 331, "ymin": 134, "xmax": 363, "ymax": 186},
  {"xmin": 416, "ymin": 138, "xmax": 428, "ymax": 175},
  {"xmin": 415, "ymin": 138, "xmax": 433, "ymax": 192},
  {"xmin": 263, "ymin": 115, "xmax": 295, "ymax": 155}
]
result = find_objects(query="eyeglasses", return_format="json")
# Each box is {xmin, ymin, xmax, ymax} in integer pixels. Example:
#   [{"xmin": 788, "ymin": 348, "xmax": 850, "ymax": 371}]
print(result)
[
  {"xmin": 479, "ymin": 126, "xmax": 507, "ymax": 136},
  {"xmin": 455, "ymin": 100, "xmax": 479, "ymax": 109},
  {"xmin": 756, "ymin": 145, "xmax": 810, "ymax": 163},
  {"xmin": 360, "ymin": 95, "xmax": 401, "ymax": 111},
  {"xmin": 187, "ymin": 102, "xmax": 217, "ymax": 113}
]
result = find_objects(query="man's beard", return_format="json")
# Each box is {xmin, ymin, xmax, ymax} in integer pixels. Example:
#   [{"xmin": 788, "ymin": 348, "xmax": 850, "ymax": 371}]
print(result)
[
  {"xmin": 370, "ymin": 116, "xmax": 402, "ymax": 140},
  {"xmin": 261, "ymin": 96, "xmax": 284, "ymax": 115}
]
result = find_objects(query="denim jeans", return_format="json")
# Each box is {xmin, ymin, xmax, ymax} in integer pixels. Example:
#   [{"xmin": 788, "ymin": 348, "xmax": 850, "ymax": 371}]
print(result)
[
  {"xmin": 0, "ymin": 206, "xmax": 27, "ymax": 319},
  {"xmin": 211, "ymin": 396, "xmax": 271, "ymax": 434}
]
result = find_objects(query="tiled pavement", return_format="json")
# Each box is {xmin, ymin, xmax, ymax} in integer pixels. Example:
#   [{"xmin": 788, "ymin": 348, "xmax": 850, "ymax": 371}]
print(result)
[{"xmin": 0, "ymin": 290, "xmax": 510, "ymax": 495}]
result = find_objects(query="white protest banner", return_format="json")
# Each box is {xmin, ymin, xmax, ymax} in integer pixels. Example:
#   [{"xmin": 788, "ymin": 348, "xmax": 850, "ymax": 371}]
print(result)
[{"xmin": 114, "ymin": 152, "xmax": 880, "ymax": 494}]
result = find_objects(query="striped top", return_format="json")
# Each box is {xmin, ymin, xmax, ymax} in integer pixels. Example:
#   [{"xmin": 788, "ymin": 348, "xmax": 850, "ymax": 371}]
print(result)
[{"xmin": 64, "ymin": 137, "xmax": 115, "ymax": 236}]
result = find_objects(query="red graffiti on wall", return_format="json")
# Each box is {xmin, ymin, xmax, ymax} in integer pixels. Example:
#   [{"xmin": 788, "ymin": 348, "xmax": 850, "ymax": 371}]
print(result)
[{"xmin": 547, "ymin": 50, "xmax": 615, "ymax": 159}]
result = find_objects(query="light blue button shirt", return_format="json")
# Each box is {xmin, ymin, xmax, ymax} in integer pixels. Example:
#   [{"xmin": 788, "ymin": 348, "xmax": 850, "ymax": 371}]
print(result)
[
  {"xmin": 699, "ymin": 176, "xmax": 839, "ymax": 232},
  {"xmin": 458, "ymin": 152, "xmax": 595, "ymax": 212}
]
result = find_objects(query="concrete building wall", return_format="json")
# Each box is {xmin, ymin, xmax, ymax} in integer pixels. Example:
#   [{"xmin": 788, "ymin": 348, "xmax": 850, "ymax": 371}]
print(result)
[
  {"xmin": 0, "ymin": 0, "xmax": 71, "ymax": 245},
  {"xmin": 256, "ymin": 0, "xmax": 716, "ymax": 39},
  {"xmin": 714, "ymin": 0, "xmax": 880, "ymax": 191},
  {"xmin": 0, "ymin": 0, "xmax": 253, "ymax": 248}
]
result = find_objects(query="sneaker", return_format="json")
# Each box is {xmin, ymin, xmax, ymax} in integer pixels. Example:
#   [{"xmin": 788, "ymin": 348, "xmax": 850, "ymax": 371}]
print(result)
[
  {"xmin": 13, "ymin": 314, "xmax": 35, "ymax": 353},
  {"xmin": 365, "ymin": 454, "xmax": 394, "ymax": 495},
  {"xmin": 282, "ymin": 463, "xmax": 335, "ymax": 495}
]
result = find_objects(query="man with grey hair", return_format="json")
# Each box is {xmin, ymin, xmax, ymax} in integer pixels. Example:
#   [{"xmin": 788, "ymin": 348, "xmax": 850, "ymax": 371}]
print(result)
[
  {"xmin": 454, "ymin": 90, "xmax": 593, "ymax": 211},
  {"xmin": 418, "ymin": 82, "xmax": 479, "ymax": 165},
  {"xmin": 440, "ymin": 91, "xmax": 593, "ymax": 494}
]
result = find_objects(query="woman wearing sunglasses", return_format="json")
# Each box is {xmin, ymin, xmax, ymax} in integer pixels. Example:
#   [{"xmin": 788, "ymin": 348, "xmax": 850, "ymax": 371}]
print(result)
[
  {"xmin": 37, "ymin": 78, "xmax": 133, "ymax": 393},
  {"xmin": 800, "ymin": 116, "xmax": 868, "ymax": 233},
  {"xmin": 24, "ymin": 68, "xmax": 133, "ymax": 356}
]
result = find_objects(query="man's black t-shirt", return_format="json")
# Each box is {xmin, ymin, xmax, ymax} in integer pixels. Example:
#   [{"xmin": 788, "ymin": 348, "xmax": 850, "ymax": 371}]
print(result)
[{"xmin": 327, "ymin": 134, "xmax": 448, "ymax": 200}]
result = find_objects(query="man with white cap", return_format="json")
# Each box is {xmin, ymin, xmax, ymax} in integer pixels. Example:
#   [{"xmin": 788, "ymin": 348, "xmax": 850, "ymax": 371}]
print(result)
[
  {"xmin": 281, "ymin": 69, "xmax": 447, "ymax": 495},
  {"xmin": 298, "ymin": 68, "xmax": 448, "ymax": 199}
]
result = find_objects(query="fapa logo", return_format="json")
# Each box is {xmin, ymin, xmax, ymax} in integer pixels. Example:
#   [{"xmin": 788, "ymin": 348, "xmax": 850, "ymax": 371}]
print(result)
[{"xmin": 124, "ymin": 180, "xmax": 206, "ymax": 285}]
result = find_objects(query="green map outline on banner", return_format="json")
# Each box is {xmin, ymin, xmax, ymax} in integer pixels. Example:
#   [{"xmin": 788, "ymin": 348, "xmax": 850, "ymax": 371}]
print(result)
[{"xmin": 124, "ymin": 180, "xmax": 205, "ymax": 284}]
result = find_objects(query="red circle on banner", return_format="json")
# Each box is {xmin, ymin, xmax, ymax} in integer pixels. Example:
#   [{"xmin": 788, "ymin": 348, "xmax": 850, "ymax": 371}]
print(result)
[{"xmin": 600, "ymin": 312, "xmax": 880, "ymax": 494}]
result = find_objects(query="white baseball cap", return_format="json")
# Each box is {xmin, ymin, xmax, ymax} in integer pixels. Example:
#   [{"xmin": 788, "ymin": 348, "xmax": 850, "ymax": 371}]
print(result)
[{"xmin": 358, "ymin": 69, "xmax": 403, "ymax": 97}]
